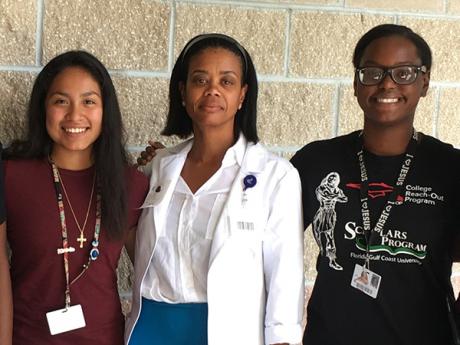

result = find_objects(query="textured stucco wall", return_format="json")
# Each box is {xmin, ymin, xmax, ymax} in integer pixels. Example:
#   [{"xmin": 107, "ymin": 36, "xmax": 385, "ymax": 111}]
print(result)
[{"xmin": 2, "ymin": 0, "xmax": 460, "ymax": 323}]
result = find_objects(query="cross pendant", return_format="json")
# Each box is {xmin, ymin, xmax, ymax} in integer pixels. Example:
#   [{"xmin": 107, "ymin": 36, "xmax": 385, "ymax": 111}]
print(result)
[{"xmin": 77, "ymin": 233, "xmax": 87, "ymax": 248}]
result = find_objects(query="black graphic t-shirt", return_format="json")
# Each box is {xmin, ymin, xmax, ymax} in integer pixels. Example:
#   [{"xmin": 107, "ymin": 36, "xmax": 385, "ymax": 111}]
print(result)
[
  {"xmin": 291, "ymin": 131, "xmax": 460, "ymax": 345},
  {"xmin": 0, "ymin": 143, "xmax": 5, "ymax": 224}
]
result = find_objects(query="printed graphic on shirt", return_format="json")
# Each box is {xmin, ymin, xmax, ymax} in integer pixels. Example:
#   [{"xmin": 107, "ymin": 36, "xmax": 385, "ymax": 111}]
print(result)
[
  {"xmin": 345, "ymin": 221, "xmax": 427, "ymax": 264},
  {"xmin": 313, "ymin": 172, "xmax": 348, "ymax": 271},
  {"xmin": 404, "ymin": 184, "xmax": 444, "ymax": 205},
  {"xmin": 346, "ymin": 182, "xmax": 394, "ymax": 199},
  {"xmin": 342, "ymin": 182, "xmax": 445, "ymax": 265},
  {"xmin": 346, "ymin": 182, "xmax": 444, "ymax": 206}
]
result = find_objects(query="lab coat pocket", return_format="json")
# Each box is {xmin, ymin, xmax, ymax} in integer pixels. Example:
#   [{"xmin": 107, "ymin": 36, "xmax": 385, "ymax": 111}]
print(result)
[
  {"xmin": 229, "ymin": 205, "xmax": 263, "ymax": 243},
  {"xmin": 140, "ymin": 180, "xmax": 171, "ymax": 208},
  {"xmin": 228, "ymin": 211, "xmax": 264, "ymax": 261}
]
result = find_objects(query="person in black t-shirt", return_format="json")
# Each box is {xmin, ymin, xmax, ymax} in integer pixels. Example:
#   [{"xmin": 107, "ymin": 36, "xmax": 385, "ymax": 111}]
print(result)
[
  {"xmin": 0, "ymin": 142, "xmax": 12, "ymax": 344},
  {"xmin": 292, "ymin": 24, "xmax": 460, "ymax": 345}
]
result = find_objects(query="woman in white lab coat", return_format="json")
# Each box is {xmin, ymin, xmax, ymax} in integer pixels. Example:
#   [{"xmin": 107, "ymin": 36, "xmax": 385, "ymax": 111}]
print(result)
[{"xmin": 126, "ymin": 33, "xmax": 304, "ymax": 345}]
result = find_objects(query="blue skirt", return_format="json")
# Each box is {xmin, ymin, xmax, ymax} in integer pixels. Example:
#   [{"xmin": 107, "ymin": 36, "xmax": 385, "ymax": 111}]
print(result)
[{"xmin": 129, "ymin": 298, "xmax": 208, "ymax": 345}]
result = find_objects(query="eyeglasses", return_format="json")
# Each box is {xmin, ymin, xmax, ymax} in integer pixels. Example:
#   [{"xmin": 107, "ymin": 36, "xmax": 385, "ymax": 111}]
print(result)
[{"xmin": 356, "ymin": 65, "xmax": 427, "ymax": 86}]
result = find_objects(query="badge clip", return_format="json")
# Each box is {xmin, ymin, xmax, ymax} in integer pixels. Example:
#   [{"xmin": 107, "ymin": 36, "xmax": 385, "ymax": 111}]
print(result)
[{"xmin": 242, "ymin": 174, "xmax": 257, "ymax": 206}]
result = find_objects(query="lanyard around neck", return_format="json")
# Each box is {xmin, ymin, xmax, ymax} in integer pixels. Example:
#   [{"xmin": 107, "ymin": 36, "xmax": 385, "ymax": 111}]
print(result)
[
  {"xmin": 50, "ymin": 160, "xmax": 102, "ymax": 309},
  {"xmin": 356, "ymin": 130, "xmax": 418, "ymax": 268}
]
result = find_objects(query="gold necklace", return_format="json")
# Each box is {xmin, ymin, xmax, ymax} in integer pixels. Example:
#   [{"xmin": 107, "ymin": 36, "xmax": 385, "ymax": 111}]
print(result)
[{"xmin": 56, "ymin": 169, "xmax": 96, "ymax": 249}]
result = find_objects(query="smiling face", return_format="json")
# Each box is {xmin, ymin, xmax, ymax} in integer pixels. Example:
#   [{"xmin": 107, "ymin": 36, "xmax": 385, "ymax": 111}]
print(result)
[
  {"xmin": 46, "ymin": 66, "xmax": 103, "ymax": 164},
  {"xmin": 180, "ymin": 47, "xmax": 247, "ymax": 136},
  {"xmin": 353, "ymin": 35, "xmax": 430, "ymax": 129}
]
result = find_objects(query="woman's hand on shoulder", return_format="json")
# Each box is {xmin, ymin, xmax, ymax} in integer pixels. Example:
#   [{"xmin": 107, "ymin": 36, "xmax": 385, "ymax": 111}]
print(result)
[{"xmin": 136, "ymin": 140, "xmax": 165, "ymax": 167}]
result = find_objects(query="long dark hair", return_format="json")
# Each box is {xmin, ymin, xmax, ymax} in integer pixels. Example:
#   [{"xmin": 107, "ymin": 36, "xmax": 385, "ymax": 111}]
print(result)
[
  {"xmin": 4, "ymin": 50, "xmax": 128, "ymax": 239},
  {"xmin": 162, "ymin": 33, "xmax": 259, "ymax": 143}
]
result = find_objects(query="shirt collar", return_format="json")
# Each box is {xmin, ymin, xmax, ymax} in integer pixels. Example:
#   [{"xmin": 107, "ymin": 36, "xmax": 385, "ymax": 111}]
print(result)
[
  {"xmin": 221, "ymin": 133, "xmax": 246, "ymax": 168},
  {"xmin": 172, "ymin": 134, "xmax": 247, "ymax": 168}
]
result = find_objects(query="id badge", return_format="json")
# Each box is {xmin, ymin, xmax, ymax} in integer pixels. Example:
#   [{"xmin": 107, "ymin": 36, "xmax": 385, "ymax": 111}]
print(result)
[
  {"xmin": 350, "ymin": 264, "xmax": 381, "ymax": 299},
  {"xmin": 46, "ymin": 304, "xmax": 86, "ymax": 335}
]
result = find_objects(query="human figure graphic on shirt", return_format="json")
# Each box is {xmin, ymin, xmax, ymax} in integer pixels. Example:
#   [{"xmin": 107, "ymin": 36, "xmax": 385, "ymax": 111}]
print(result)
[{"xmin": 312, "ymin": 172, "xmax": 347, "ymax": 271}]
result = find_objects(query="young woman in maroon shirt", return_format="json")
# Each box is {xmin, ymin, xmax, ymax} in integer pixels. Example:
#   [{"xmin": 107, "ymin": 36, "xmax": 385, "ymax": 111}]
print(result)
[{"xmin": 0, "ymin": 51, "xmax": 148, "ymax": 345}]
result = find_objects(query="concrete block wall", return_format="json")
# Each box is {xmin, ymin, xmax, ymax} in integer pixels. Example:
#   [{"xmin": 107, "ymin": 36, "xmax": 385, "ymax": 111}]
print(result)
[{"xmin": 2, "ymin": 0, "xmax": 460, "ymax": 320}]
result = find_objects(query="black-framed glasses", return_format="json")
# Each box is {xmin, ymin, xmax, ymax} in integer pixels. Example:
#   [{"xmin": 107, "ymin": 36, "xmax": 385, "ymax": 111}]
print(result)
[{"xmin": 356, "ymin": 65, "xmax": 427, "ymax": 86}]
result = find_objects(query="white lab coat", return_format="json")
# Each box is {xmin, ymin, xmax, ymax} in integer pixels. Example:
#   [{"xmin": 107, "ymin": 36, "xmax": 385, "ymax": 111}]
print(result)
[{"xmin": 125, "ymin": 137, "xmax": 304, "ymax": 345}]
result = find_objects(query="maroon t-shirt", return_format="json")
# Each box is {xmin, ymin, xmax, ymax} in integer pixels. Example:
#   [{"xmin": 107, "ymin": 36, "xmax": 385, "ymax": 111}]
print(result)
[{"xmin": 4, "ymin": 159, "xmax": 148, "ymax": 345}]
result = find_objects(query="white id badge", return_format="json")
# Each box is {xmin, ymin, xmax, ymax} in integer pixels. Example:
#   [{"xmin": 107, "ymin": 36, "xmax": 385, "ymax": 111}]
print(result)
[
  {"xmin": 350, "ymin": 264, "xmax": 381, "ymax": 299},
  {"xmin": 46, "ymin": 304, "xmax": 86, "ymax": 335}
]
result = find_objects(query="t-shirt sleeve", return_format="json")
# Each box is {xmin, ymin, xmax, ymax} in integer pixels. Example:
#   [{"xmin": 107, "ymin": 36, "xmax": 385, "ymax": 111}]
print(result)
[
  {"xmin": 126, "ymin": 166, "xmax": 149, "ymax": 230},
  {"xmin": 0, "ymin": 144, "xmax": 5, "ymax": 224}
]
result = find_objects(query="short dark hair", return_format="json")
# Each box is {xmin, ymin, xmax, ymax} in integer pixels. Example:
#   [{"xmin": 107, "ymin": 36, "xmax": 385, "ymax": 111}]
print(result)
[
  {"xmin": 352, "ymin": 24, "xmax": 432, "ymax": 70},
  {"xmin": 4, "ymin": 50, "xmax": 129, "ymax": 239},
  {"xmin": 162, "ymin": 33, "xmax": 259, "ymax": 143}
]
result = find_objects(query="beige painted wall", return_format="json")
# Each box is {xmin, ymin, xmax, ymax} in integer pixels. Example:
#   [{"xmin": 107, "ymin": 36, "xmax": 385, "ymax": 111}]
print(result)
[{"xmin": 2, "ymin": 0, "xmax": 460, "ymax": 318}]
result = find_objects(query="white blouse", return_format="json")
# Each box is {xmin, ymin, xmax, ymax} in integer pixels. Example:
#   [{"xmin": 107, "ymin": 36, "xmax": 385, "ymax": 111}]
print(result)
[{"xmin": 141, "ymin": 137, "xmax": 245, "ymax": 303}]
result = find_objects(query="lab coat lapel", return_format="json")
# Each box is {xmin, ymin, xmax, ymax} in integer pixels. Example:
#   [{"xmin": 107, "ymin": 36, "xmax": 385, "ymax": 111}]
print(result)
[
  {"xmin": 208, "ymin": 171, "xmax": 241, "ymax": 268},
  {"xmin": 146, "ymin": 140, "xmax": 192, "ymax": 239},
  {"xmin": 208, "ymin": 142, "xmax": 268, "ymax": 269}
]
